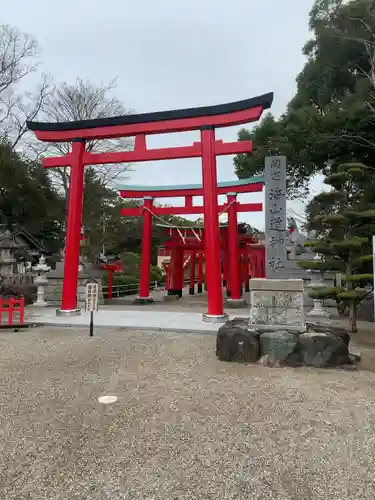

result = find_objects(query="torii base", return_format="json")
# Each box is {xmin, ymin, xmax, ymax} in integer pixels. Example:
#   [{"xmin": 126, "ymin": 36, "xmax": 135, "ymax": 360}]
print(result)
[
  {"xmin": 165, "ymin": 289, "xmax": 183, "ymax": 299},
  {"xmin": 56, "ymin": 308, "xmax": 81, "ymax": 317},
  {"xmin": 202, "ymin": 313, "xmax": 229, "ymax": 323},
  {"xmin": 225, "ymin": 298, "xmax": 247, "ymax": 308},
  {"xmin": 133, "ymin": 296, "xmax": 154, "ymax": 305}
]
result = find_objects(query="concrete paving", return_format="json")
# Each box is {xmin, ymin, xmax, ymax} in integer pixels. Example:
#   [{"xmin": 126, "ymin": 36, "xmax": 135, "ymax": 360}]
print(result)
[
  {"xmin": 27, "ymin": 306, "xmax": 248, "ymax": 333},
  {"xmin": 26, "ymin": 286, "xmax": 249, "ymax": 332}
]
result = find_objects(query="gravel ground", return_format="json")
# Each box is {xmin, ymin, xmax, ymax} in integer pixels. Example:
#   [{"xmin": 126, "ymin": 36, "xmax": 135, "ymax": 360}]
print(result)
[{"xmin": 1, "ymin": 327, "xmax": 375, "ymax": 500}]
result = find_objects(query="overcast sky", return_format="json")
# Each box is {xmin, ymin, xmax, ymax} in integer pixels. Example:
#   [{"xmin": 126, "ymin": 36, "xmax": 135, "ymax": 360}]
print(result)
[{"xmin": 3, "ymin": 0, "xmax": 318, "ymax": 230}]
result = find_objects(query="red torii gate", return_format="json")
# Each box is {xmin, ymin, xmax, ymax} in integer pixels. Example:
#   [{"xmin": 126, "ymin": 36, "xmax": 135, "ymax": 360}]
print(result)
[
  {"xmin": 120, "ymin": 176, "xmax": 264, "ymax": 308},
  {"xmin": 27, "ymin": 92, "xmax": 273, "ymax": 322},
  {"xmin": 156, "ymin": 225, "xmax": 265, "ymax": 300}
]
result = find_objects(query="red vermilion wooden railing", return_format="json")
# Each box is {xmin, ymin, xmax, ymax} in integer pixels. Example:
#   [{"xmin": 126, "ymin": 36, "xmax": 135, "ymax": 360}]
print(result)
[{"xmin": 0, "ymin": 297, "xmax": 25, "ymax": 327}]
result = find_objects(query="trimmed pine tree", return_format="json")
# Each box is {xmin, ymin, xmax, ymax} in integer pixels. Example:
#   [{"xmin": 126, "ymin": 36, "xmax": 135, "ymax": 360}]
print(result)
[{"xmin": 298, "ymin": 163, "xmax": 375, "ymax": 333}]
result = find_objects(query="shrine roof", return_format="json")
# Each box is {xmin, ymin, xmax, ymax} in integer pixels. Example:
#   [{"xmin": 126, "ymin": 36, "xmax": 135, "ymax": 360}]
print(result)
[
  {"xmin": 27, "ymin": 93, "xmax": 273, "ymax": 133},
  {"xmin": 118, "ymin": 175, "xmax": 264, "ymax": 194}
]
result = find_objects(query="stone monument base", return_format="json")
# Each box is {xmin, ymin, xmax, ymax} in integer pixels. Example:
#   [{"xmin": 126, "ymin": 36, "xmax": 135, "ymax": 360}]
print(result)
[{"xmin": 216, "ymin": 318, "xmax": 356, "ymax": 368}]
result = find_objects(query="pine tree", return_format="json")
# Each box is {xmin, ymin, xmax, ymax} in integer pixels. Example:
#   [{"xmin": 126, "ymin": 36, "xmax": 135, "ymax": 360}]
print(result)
[{"xmin": 298, "ymin": 162, "xmax": 375, "ymax": 333}]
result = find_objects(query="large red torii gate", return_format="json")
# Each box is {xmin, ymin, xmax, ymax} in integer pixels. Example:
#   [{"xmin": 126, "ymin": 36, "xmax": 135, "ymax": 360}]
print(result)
[{"xmin": 27, "ymin": 92, "xmax": 273, "ymax": 322}]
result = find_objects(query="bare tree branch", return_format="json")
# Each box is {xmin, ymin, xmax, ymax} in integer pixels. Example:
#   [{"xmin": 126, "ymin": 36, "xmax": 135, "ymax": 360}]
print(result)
[
  {"xmin": 38, "ymin": 78, "xmax": 133, "ymax": 195},
  {"xmin": 0, "ymin": 25, "xmax": 53, "ymax": 154},
  {"xmin": 0, "ymin": 25, "xmax": 39, "ymax": 95},
  {"xmin": 8, "ymin": 73, "xmax": 54, "ymax": 152}
]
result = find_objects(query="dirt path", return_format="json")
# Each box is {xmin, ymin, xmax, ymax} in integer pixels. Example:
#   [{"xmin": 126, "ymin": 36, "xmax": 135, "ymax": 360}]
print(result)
[{"xmin": 1, "ymin": 326, "xmax": 375, "ymax": 499}]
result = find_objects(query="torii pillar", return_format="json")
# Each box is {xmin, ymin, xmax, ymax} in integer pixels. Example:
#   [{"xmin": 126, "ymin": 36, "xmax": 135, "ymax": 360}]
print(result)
[
  {"xmin": 201, "ymin": 126, "xmax": 228, "ymax": 322},
  {"xmin": 225, "ymin": 192, "xmax": 246, "ymax": 307},
  {"xmin": 134, "ymin": 197, "xmax": 154, "ymax": 304},
  {"xmin": 197, "ymin": 253, "xmax": 204, "ymax": 294},
  {"xmin": 57, "ymin": 139, "xmax": 85, "ymax": 316}
]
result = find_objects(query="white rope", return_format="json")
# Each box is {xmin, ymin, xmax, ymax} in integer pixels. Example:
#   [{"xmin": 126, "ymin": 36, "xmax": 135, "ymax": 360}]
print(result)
[
  {"xmin": 176, "ymin": 228, "xmax": 186, "ymax": 243},
  {"xmin": 191, "ymin": 228, "xmax": 201, "ymax": 241},
  {"xmin": 218, "ymin": 200, "xmax": 236, "ymax": 217},
  {"xmin": 143, "ymin": 201, "xmax": 235, "ymax": 243},
  {"xmin": 143, "ymin": 206, "xmax": 187, "ymax": 243}
]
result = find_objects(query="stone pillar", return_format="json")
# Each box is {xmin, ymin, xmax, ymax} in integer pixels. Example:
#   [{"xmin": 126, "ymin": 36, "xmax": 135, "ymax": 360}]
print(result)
[{"xmin": 265, "ymin": 156, "xmax": 287, "ymax": 278}]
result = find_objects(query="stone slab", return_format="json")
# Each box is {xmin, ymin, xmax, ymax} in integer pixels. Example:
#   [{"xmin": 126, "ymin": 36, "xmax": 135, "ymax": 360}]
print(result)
[
  {"xmin": 249, "ymin": 278, "xmax": 304, "ymax": 291},
  {"xmin": 249, "ymin": 278, "xmax": 305, "ymax": 332},
  {"xmin": 265, "ymin": 156, "xmax": 287, "ymax": 278}
]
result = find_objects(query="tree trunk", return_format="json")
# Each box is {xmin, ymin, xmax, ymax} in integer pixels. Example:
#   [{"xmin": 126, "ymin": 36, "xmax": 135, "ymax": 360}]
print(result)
[
  {"xmin": 349, "ymin": 301, "xmax": 358, "ymax": 334},
  {"xmin": 346, "ymin": 259, "xmax": 357, "ymax": 333}
]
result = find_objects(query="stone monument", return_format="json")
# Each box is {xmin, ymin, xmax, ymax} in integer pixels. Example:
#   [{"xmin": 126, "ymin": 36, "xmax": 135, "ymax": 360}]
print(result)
[
  {"xmin": 249, "ymin": 278, "xmax": 305, "ymax": 332},
  {"xmin": 264, "ymin": 156, "xmax": 287, "ymax": 278}
]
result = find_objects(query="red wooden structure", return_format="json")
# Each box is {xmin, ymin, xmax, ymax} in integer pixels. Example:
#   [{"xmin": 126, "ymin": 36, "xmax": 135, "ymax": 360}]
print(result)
[
  {"xmin": 27, "ymin": 92, "xmax": 273, "ymax": 321},
  {"xmin": 0, "ymin": 297, "xmax": 25, "ymax": 327},
  {"xmin": 156, "ymin": 227, "xmax": 265, "ymax": 299},
  {"xmin": 120, "ymin": 178, "xmax": 266, "ymax": 307},
  {"xmin": 103, "ymin": 262, "xmax": 123, "ymax": 300}
]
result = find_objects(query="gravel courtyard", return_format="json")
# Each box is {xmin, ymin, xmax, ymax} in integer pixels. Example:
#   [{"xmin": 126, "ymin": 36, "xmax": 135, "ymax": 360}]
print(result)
[{"xmin": 1, "ymin": 327, "xmax": 375, "ymax": 499}]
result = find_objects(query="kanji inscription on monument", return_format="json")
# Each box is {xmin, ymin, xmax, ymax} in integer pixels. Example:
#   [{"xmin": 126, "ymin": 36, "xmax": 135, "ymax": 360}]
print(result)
[{"xmin": 265, "ymin": 156, "xmax": 287, "ymax": 278}]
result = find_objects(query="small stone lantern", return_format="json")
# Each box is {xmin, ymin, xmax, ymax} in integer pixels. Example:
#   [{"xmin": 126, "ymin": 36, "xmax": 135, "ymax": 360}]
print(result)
[
  {"xmin": 33, "ymin": 255, "xmax": 51, "ymax": 306},
  {"xmin": 307, "ymin": 255, "xmax": 330, "ymax": 320}
]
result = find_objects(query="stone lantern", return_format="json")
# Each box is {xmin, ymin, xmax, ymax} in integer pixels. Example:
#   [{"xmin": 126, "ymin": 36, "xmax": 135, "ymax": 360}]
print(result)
[
  {"xmin": 32, "ymin": 255, "xmax": 51, "ymax": 306},
  {"xmin": 307, "ymin": 254, "xmax": 330, "ymax": 320}
]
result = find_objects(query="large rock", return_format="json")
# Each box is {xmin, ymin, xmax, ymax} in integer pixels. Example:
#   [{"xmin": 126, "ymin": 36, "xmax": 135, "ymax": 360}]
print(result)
[
  {"xmin": 259, "ymin": 330, "xmax": 298, "ymax": 365},
  {"xmin": 216, "ymin": 318, "xmax": 260, "ymax": 362},
  {"xmin": 305, "ymin": 322, "xmax": 350, "ymax": 345},
  {"xmin": 297, "ymin": 328, "xmax": 350, "ymax": 367}
]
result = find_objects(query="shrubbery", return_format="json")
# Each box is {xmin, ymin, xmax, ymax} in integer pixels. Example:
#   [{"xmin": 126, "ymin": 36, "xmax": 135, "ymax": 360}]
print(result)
[{"xmin": 102, "ymin": 266, "xmax": 165, "ymax": 299}]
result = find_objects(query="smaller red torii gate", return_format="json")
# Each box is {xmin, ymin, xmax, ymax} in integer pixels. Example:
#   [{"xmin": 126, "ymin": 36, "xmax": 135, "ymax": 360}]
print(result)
[
  {"xmin": 119, "ymin": 176, "xmax": 264, "ymax": 308},
  {"xmin": 158, "ymin": 226, "xmax": 265, "ymax": 301}
]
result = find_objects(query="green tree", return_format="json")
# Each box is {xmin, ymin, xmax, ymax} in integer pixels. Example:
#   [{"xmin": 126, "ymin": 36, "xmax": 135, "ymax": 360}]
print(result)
[
  {"xmin": 234, "ymin": 0, "xmax": 375, "ymax": 197},
  {"xmin": 299, "ymin": 162, "xmax": 375, "ymax": 333},
  {"xmin": 0, "ymin": 141, "xmax": 64, "ymax": 252}
]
